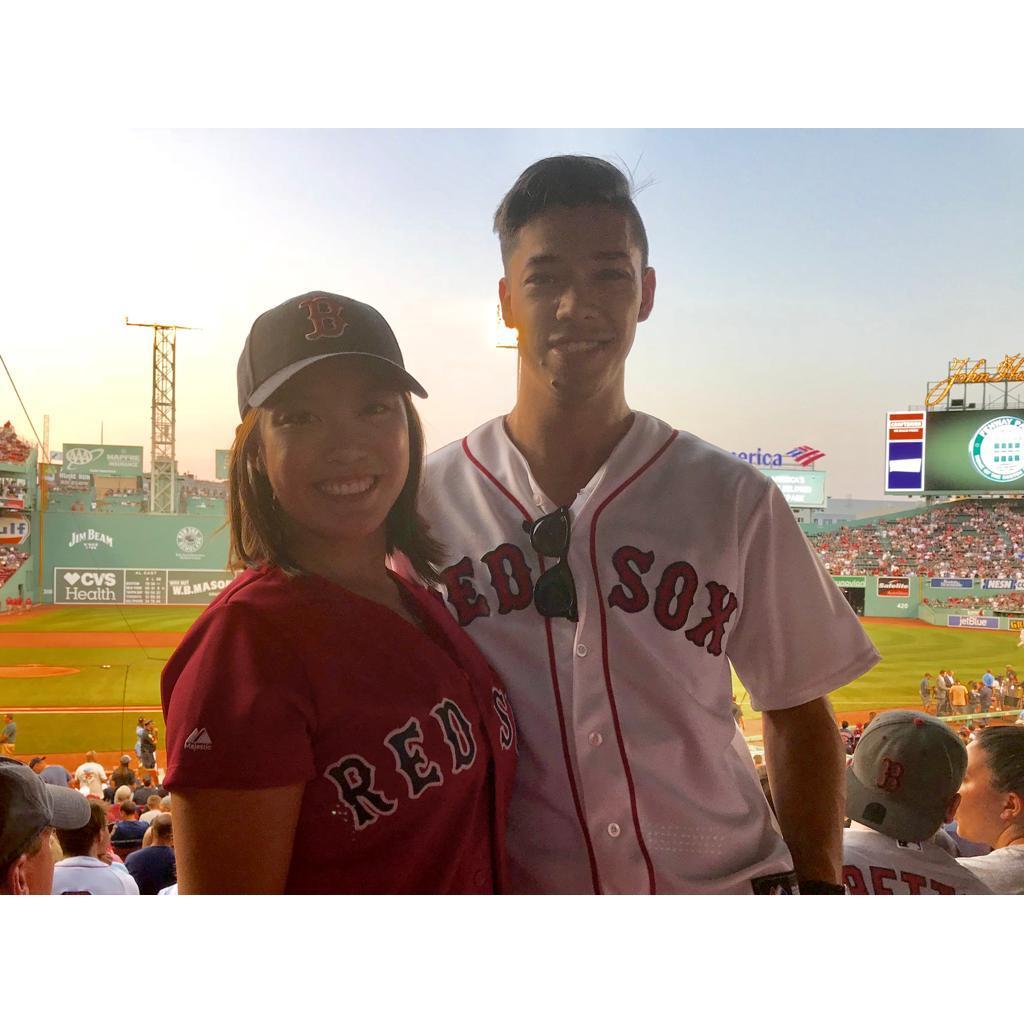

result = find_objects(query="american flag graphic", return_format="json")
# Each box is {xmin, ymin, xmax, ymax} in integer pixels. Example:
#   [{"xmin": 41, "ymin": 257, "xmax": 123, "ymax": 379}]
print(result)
[{"xmin": 786, "ymin": 445, "xmax": 826, "ymax": 466}]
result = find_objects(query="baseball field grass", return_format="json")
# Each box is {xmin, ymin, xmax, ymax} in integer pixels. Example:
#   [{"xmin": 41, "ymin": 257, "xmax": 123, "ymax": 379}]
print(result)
[{"xmin": 1, "ymin": 606, "xmax": 1020, "ymax": 757}]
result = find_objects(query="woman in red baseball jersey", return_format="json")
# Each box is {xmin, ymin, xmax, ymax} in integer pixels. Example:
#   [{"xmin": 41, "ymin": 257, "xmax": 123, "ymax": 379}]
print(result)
[{"xmin": 161, "ymin": 291, "xmax": 517, "ymax": 893}]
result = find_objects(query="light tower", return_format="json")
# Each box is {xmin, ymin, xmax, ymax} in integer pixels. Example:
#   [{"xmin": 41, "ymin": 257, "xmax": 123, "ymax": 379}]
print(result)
[{"xmin": 126, "ymin": 319, "xmax": 195, "ymax": 514}]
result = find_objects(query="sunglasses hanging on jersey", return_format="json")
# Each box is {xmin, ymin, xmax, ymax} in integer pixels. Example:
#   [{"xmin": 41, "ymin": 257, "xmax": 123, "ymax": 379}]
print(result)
[{"xmin": 522, "ymin": 506, "xmax": 578, "ymax": 622}]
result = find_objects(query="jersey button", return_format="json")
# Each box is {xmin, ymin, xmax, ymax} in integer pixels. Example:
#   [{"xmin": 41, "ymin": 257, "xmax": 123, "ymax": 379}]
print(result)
[
  {"xmin": 575, "ymin": 643, "xmax": 588, "ymax": 657},
  {"xmin": 607, "ymin": 823, "xmax": 621, "ymax": 838},
  {"xmin": 588, "ymin": 731, "xmax": 603, "ymax": 747}
]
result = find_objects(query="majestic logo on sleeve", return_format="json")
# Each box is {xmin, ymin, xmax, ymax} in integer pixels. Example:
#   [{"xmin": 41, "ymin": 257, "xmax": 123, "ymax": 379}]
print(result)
[
  {"xmin": 183, "ymin": 727, "xmax": 212, "ymax": 751},
  {"xmin": 298, "ymin": 295, "xmax": 348, "ymax": 341},
  {"xmin": 440, "ymin": 543, "xmax": 739, "ymax": 657}
]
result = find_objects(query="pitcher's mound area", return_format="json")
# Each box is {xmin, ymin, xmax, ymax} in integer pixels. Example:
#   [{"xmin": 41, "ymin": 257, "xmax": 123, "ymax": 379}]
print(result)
[{"xmin": 0, "ymin": 665, "xmax": 80, "ymax": 678}]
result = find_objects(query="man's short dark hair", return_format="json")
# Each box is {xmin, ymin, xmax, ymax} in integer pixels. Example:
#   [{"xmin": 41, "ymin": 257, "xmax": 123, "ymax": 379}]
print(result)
[
  {"xmin": 56, "ymin": 799, "xmax": 107, "ymax": 858},
  {"xmin": 493, "ymin": 155, "xmax": 650, "ymax": 269},
  {"xmin": 151, "ymin": 814, "xmax": 173, "ymax": 842},
  {"xmin": 976, "ymin": 726, "xmax": 1024, "ymax": 797}
]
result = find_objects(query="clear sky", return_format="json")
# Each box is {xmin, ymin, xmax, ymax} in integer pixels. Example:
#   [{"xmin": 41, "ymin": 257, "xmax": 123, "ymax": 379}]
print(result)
[{"xmin": 4, "ymin": 128, "xmax": 1022, "ymax": 499}]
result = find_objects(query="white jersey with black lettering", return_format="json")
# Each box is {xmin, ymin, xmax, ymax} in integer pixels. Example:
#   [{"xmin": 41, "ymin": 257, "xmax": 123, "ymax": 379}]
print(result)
[
  {"xmin": 843, "ymin": 824, "xmax": 994, "ymax": 894},
  {"xmin": 420, "ymin": 412, "xmax": 880, "ymax": 894}
]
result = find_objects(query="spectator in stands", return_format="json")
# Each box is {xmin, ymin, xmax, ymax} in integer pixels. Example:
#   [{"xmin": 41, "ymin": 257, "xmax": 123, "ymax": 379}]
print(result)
[
  {"xmin": 125, "ymin": 813, "xmax": 175, "ymax": 895},
  {"xmin": 108, "ymin": 785, "xmax": 133, "ymax": 822},
  {"xmin": 955, "ymin": 726, "xmax": 1024, "ymax": 893},
  {"xmin": 842, "ymin": 711, "xmax": 992, "ymax": 894},
  {"xmin": 110, "ymin": 799, "xmax": 148, "ymax": 857},
  {"xmin": 31, "ymin": 756, "xmax": 73, "ymax": 788},
  {"xmin": 140, "ymin": 794, "xmax": 163, "ymax": 824},
  {"xmin": 52, "ymin": 799, "xmax": 139, "ymax": 895},
  {"xmin": 1, "ymin": 756, "xmax": 90, "ymax": 895},
  {"xmin": 1, "ymin": 714, "xmax": 16, "ymax": 756},
  {"xmin": 73, "ymin": 751, "xmax": 107, "ymax": 797},
  {"xmin": 133, "ymin": 775, "xmax": 158, "ymax": 806},
  {"xmin": 111, "ymin": 755, "xmax": 136, "ymax": 792}
]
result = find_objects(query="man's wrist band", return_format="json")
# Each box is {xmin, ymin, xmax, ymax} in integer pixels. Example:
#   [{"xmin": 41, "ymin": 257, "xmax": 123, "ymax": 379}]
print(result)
[{"xmin": 799, "ymin": 879, "xmax": 846, "ymax": 894}]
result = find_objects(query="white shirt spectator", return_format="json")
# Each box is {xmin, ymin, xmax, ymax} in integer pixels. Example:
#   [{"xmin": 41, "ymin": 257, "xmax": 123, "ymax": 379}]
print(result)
[
  {"xmin": 956, "ymin": 846, "xmax": 1024, "ymax": 894},
  {"xmin": 843, "ymin": 823, "xmax": 993, "ymax": 894},
  {"xmin": 73, "ymin": 760, "xmax": 107, "ymax": 797},
  {"xmin": 51, "ymin": 856, "xmax": 140, "ymax": 895}
]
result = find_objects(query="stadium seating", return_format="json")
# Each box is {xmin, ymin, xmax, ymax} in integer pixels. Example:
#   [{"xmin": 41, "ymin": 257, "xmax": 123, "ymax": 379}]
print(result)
[
  {"xmin": 811, "ymin": 499, "xmax": 1024, "ymax": 580},
  {"xmin": 0, "ymin": 421, "xmax": 31, "ymax": 463}
]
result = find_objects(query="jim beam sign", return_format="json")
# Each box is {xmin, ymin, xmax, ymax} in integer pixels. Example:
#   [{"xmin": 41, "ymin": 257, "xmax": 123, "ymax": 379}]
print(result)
[{"xmin": 927, "ymin": 356, "xmax": 1024, "ymax": 407}]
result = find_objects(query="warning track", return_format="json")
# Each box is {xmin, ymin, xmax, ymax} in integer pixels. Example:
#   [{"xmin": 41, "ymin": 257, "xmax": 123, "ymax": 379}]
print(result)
[
  {"xmin": 3, "ymin": 705, "xmax": 162, "ymax": 714},
  {"xmin": 0, "ymin": 632, "xmax": 184, "ymax": 647}
]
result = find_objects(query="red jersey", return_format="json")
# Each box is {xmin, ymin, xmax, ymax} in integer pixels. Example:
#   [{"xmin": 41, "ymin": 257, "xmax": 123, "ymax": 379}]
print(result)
[{"xmin": 161, "ymin": 566, "xmax": 517, "ymax": 893}]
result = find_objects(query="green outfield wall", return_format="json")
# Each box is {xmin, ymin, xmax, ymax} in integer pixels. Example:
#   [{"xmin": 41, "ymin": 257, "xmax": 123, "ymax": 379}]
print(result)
[{"xmin": 40, "ymin": 510, "xmax": 232, "ymax": 605}]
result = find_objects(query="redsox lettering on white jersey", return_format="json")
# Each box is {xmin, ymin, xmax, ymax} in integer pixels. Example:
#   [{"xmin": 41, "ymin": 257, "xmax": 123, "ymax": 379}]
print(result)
[{"xmin": 420, "ymin": 412, "xmax": 881, "ymax": 894}]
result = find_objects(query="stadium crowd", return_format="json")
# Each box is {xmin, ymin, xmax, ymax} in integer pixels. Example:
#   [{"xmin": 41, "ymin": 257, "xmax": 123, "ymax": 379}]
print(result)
[
  {"xmin": 812, "ymin": 499, "xmax": 1024, "ymax": 579},
  {"xmin": 0, "ymin": 547, "xmax": 29, "ymax": 589},
  {"xmin": 1, "ymin": 748, "xmax": 177, "ymax": 895},
  {"xmin": 0, "ymin": 421, "xmax": 31, "ymax": 463},
  {"xmin": 3, "ymin": 713, "xmax": 1021, "ymax": 895}
]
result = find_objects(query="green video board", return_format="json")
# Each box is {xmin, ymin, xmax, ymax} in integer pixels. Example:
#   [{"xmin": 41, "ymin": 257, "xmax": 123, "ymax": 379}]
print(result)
[{"xmin": 925, "ymin": 410, "xmax": 1024, "ymax": 493}]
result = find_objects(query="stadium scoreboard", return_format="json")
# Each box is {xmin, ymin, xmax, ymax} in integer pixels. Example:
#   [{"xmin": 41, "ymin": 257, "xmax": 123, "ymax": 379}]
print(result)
[{"xmin": 885, "ymin": 409, "xmax": 1024, "ymax": 495}]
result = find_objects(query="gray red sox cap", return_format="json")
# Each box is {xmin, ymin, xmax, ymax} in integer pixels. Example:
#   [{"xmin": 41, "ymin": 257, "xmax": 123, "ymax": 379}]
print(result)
[
  {"xmin": 237, "ymin": 290, "xmax": 428, "ymax": 418},
  {"xmin": 0, "ymin": 756, "xmax": 91, "ymax": 864},
  {"xmin": 846, "ymin": 710, "xmax": 967, "ymax": 842}
]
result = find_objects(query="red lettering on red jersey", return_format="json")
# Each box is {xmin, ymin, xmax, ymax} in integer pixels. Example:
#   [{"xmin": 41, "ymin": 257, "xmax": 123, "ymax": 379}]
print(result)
[
  {"xmin": 324, "ymin": 754, "xmax": 398, "ymax": 830},
  {"xmin": 492, "ymin": 687, "xmax": 516, "ymax": 751},
  {"xmin": 432, "ymin": 698, "xmax": 477, "ymax": 773},
  {"xmin": 385, "ymin": 717, "xmax": 444, "ymax": 799}
]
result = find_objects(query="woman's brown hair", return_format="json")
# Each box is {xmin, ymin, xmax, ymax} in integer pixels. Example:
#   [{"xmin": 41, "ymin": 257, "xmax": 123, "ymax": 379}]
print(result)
[{"xmin": 227, "ymin": 392, "xmax": 444, "ymax": 585}]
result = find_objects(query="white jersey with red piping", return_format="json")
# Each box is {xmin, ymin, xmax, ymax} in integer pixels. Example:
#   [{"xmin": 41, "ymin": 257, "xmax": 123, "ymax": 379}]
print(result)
[{"xmin": 420, "ymin": 412, "xmax": 880, "ymax": 894}]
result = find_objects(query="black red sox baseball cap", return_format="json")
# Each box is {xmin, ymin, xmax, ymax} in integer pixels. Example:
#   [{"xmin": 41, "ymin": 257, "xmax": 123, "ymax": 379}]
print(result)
[{"xmin": 237, "ymin": 290, "xmax": 428, "ymax": 418}]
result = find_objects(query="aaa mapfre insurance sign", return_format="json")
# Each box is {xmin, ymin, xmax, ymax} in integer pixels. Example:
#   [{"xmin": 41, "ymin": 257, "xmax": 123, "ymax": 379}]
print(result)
[
  {"xmin": 885, "ymin": 412, "xmax": 925, "ymax": 492},
  {"xmin": 878, "ymin": 576, "xmax": 910, "ymax": 598}
]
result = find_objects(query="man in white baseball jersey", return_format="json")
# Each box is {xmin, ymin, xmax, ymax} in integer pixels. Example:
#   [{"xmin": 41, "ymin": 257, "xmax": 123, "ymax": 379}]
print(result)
[
  {"xmin": 419, "ymin": 155, "xmax": 880, "ymax": 894},
  {"xmin": 842, "ymin": 710, "xmax": 992, "ymax": 894}
]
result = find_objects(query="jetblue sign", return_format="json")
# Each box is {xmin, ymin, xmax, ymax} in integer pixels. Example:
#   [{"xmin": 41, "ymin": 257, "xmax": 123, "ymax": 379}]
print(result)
[{"xmin": 948, "ymin": 615, "xmax": 999, "ymax": 630}]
